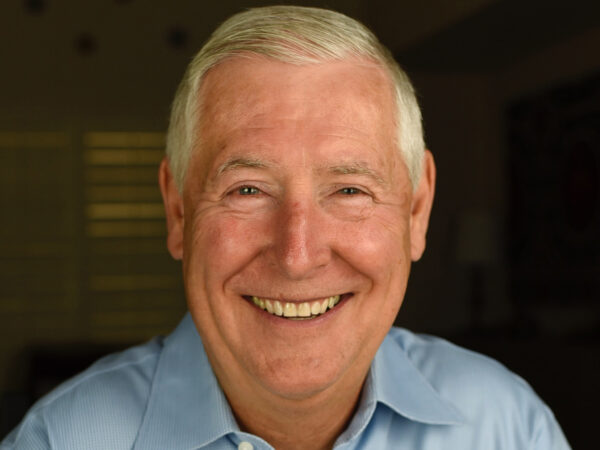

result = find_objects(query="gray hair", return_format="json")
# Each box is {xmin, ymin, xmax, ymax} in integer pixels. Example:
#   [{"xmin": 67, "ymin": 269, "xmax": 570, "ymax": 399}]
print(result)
[{"xmin": 166, "ymin": 5, "xmax": 425, "ymax": 191}]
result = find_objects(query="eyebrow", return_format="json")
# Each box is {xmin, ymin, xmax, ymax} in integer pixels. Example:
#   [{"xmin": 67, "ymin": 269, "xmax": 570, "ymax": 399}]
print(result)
[
  {"xmin": 326, "ymin": 163, "xmax": 387, "ymax": 187},
  {"xmin": 215, "ymin": 157, "xmax": 272, "ymax": 177},
  {"xmin": 213, "ymin": 157, "xmax": 387, "ymax": 187}
]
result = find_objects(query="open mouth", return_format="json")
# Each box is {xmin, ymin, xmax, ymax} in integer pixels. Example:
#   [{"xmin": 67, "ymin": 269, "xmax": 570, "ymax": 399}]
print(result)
[{"xmin": 244, "ymin": 294, "xmax": 350, "ymax": 320}]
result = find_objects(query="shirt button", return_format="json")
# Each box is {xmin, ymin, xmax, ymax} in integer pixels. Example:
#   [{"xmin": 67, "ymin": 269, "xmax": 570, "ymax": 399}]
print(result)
[{"xmin": 238, "ymin": 442, "xmax": 254, "ymax": 450}]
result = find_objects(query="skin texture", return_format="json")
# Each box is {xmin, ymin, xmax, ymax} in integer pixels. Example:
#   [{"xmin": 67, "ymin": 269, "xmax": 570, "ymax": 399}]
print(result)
[{"xmin": 159, "ymin": 56, "xmax": 436, "ymax": 450}]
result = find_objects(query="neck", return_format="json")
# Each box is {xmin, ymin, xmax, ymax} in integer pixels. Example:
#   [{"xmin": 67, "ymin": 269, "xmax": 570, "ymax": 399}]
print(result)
[
  {"xmin": 227, "ymin": 377, "xmax": 365, "ymax": 450},
  {"xmin": 202, "ymin": 334, "xmax": 374, "ymax": 449}
]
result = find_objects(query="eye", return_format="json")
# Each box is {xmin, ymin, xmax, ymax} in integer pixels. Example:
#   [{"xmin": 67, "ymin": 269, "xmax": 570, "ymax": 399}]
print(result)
[
  {"xmin": 338, "ymin": 187, "xmax": 363, "ymax": 195},
  {"xmin": 237, "ymin": 186, "xmax": 260, "ymax": 195}
]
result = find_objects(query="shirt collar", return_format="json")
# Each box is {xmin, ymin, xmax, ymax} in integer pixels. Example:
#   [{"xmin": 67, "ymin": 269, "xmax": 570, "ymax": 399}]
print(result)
[
  {"xmin": 370, "ymin": 330, "xmax": 465, "ymax": 425},
  {"xmin": 134, "ymin": 313, "xmax": 239, "ymax": 450},
  {"xmin": 335, "ymin": 330, "xmax": 465, "ymax": 446},
  {"xmin": 135, "ymin": 316, "xmax": 464, "ymax": 449}
]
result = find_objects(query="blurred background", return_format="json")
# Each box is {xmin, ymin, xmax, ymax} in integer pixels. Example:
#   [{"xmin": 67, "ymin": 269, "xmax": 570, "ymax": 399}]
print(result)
[{"xmin": 0, "ymin": 0, "xmax": 598, "ymax": 446}]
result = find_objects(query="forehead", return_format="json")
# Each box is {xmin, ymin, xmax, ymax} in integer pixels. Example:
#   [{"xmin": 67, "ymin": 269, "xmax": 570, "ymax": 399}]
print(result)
[
  {"xmin": 199, "ymin": 56, "xmax": 395, "ymax": 131},
  {"xmin": 190, "ymin": 56, "xmax": 400, "ymax": 181}
]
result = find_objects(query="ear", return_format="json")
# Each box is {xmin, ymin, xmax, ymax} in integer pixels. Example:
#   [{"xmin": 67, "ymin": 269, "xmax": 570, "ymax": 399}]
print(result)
[
  {"xmin": 409, "ymin": 150, "xmax": 436, "ymax": 261},
  {"xmin": 159, "ymin": 158, "xmax": 184, "ymax": 260}
]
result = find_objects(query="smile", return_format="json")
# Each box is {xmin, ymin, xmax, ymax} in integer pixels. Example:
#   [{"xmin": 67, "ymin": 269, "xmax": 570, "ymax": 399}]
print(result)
[{"xmin": 248, "ymin": 295, "xmax": 342, "ymax": 319}]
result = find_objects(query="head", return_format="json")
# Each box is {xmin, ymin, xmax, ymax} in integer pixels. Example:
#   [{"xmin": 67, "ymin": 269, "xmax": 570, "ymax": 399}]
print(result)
[{"xmin": 159, "ymin": 5, "xmax": 435, "ymax": 407}]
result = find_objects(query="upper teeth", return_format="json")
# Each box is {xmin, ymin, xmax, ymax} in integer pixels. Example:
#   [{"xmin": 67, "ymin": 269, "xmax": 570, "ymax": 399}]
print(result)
[{"xmin": 251, "ymin": 295, "xmax": 341, "ymax": 319}]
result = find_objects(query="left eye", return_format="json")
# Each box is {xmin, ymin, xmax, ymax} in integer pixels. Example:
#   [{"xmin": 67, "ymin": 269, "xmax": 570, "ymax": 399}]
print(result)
[
  {"xmin": 238, "ymin": 186, "xmax": 260, "ymax": 195},
  {"xmin": 338, "ymin": 187, "xmax": 362, "ymax": 195}
]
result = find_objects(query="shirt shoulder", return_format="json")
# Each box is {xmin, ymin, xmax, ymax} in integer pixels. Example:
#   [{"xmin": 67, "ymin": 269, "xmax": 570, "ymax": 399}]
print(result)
[
  {"xmin": 388, "ymin": 328, "xmax": 531, "ymax": 394},
  {"xmin": 382, "ymin": 328, "xmax": 570, "ymax": 449},
  {"xmin": 1, "ymin": 337, "xmax": 164, "ymax": 450}
]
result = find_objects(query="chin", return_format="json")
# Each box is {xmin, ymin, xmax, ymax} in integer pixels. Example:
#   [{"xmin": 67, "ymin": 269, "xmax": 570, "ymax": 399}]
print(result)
[
  {"xmin": 249, "ymin": 351, "xmax": 353, "ymax": 400},
  {"xmin": 261, "ymin": 372, "xmax": 340, "ymax": 400}
]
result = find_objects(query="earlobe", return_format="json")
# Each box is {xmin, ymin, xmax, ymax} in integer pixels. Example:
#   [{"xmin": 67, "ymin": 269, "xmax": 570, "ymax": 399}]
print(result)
[
  {"xmin": 410, "ymin": 150, "xmax": 436, "ymax": 261},
  {"xmin": 158, "ymin": 158, "xmax": 184, "ymax": 260}
]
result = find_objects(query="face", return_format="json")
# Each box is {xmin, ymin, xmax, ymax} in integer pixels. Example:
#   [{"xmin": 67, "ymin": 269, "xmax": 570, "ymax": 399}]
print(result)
[{"xmin": 160, "ymin": 56, "xmax": 435, "ymax": 401}]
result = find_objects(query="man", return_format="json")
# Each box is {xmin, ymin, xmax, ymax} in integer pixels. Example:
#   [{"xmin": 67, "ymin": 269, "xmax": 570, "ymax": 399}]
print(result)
[{"xmin": 2, "ymin": 6, "xmax": 569, "ymax": 450}]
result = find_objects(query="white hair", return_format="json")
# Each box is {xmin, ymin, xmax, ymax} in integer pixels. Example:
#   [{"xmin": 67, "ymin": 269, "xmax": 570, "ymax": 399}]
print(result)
[{"xmin": 166, "ymin": 5, "xmax": 425, "ymax": 191}]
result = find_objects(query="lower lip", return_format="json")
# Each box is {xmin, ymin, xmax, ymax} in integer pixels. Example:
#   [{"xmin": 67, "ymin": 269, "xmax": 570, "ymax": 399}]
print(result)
[{"xmin": 246, "ymin": 294, "xmax": 353, "ymax": 327}]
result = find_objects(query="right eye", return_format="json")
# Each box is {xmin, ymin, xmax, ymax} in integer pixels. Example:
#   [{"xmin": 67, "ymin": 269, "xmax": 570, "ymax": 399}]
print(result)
[
  {"xmin": 237, "ymin": 186, "xmax": 261, "ymax": 195},
  {"xmin": 337, "ymin": 187, "xmax": 364, "ymax": 196}
]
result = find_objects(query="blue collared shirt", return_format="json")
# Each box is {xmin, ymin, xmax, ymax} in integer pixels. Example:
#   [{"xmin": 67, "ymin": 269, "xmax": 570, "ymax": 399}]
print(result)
[{"xmin": 1, "ymin": 313, "xmax": 570, "ymax": 449}]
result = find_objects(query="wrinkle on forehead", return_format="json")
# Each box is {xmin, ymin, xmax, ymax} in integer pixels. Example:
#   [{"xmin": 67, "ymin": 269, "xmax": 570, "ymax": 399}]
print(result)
[{"xmin": 197, "ymin": 56, "xmax": 395, "ymax": 135}]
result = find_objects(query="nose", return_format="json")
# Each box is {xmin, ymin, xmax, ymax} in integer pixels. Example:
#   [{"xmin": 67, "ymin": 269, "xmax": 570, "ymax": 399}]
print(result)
[{"xmin": 272, "ymin": 197, "xmax": 332, "ymax": 280}]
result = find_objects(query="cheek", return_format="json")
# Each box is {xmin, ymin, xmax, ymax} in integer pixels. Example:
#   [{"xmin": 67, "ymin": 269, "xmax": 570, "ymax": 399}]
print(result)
[
  {"xmin": 342, "ymin": 211, "xmax": 410, "ymax": 271},
  {"xmin": 340, "ymin": 211, "xmax": 412, "ymax": 318},
  {"xmin": 184, "ymin": 212, "xmax": 269, "ymax": 281},
  {"xmin": 356, "ymin": 220, "xmax": 411, "ymax": 305}
]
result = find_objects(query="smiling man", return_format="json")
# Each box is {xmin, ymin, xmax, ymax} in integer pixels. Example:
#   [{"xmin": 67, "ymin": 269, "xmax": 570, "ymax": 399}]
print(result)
[
  {"xmin": 2, "ymin": 5, "xmax": 570, "ymax": 450},
  {"xmin": 160, "ymin": 54, "xmax": 430, "ymax": 449}
]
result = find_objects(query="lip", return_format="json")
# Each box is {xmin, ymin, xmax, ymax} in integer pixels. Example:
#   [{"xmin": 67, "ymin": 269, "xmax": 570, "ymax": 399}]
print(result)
[{"xmin": 242, "ymin": 293, "xmax": 353, "ymax": 326}]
